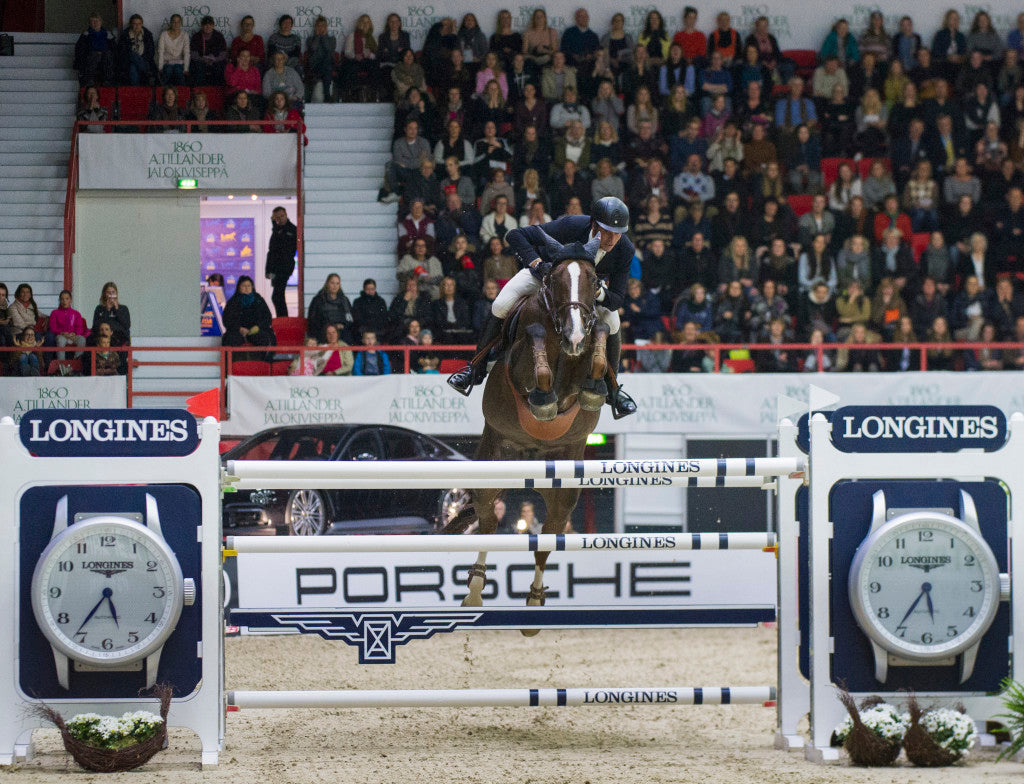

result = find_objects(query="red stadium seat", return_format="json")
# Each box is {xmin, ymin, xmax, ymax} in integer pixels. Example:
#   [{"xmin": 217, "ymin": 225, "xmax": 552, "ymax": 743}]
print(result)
[
  {"xmin": 199, "ymin": 86, "xmax": 225, "ymax": 113},
  {"xmin": 783, "ymin": 49, "xmax": 818, "ymax": 80},
  {"xmin": 821, "ymin": 157, "xmax": 855, "ymax": 187},
  {"xmin": 231, "ymin": 360, "xmax": 272, "ymax": 376},
  {"xmin": 439, "ymin": 358, "xmax": 464, "ymax": 374},
  {"xmin": 272, "ymin": 317, "xmax": 307, "ymax": 347},
  {"xmin": 911, "ymin": 232, "xmax": 930, "ymax": 262},
  {"xmin": 174, "ymin": 85, "xmax": 191, "ymax": 106},
  {"xmin": 723, "ymin": 358, "xmax": 755, "ymax": 373},
  {"xmin": 117, "ymin": 86, "xmax": 154, "ymax": 121},
  {"xmin": 271, "ymin": 360, "xmax": 292, "ymax": 375},
  {"xmin": 47, "ymin": 359, "xmax": 83, "ymax": 376},
  {"xmin": 786, "ymin": 194, "xmax": 814, "ymax": 216}
]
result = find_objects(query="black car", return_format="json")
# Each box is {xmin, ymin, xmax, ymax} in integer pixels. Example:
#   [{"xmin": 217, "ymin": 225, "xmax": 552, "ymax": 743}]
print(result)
[{"xmin": 222, "ymin": 424, "xmax": 470, "ymax": 535}]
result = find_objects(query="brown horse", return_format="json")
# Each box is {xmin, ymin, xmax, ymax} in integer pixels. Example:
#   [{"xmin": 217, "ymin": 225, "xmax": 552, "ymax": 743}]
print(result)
[{"xmin": 452, "ymin": 234, "xmax": 610, "ymax": 633}]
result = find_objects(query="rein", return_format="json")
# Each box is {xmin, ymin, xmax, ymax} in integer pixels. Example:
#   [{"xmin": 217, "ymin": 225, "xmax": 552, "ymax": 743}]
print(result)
[{"xmin": 540, "ymin": 270, "xmax": 597, "ymax": 338}]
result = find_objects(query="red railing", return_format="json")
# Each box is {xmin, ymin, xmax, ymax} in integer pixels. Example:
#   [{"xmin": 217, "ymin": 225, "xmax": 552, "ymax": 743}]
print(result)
[
  {"xmin": 63, "ymin": 119, "xmax": 305, "ymax": 311},
  {"xmin": 0, "ymin": 340, "xmax": 1020, "ymax": 416}
]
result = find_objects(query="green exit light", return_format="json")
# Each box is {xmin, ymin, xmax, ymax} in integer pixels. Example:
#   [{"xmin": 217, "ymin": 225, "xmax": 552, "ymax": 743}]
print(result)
[
  {"xmin": 177, "ymin": 178, "xmax": 198, "ymax": 189},
  {"xmin": 586, "ymin": 433, "xmax": 607, "ymax": 446}
]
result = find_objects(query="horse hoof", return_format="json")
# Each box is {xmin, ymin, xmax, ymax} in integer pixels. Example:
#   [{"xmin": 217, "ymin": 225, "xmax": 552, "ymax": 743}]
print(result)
[
  {"xmin": 520, "ymin": 628, "xmax": 541, "ymax": 637},
  {"xmin": 578, "ymin": 390, "xmax": 605, "ymax": 411},
  {"xmin": 461, "ymin": 593, "xmax": 483, "ymax": 607},
  {"xmin": 529, "ymin": 403, "xmax": 558, "ymax": 421}
]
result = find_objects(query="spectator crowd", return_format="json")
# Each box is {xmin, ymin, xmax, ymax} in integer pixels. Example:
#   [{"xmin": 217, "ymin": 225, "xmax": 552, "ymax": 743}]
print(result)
[{"xmin": 68, "ymin": 7, "xmax": 1024, "ymax": 373}]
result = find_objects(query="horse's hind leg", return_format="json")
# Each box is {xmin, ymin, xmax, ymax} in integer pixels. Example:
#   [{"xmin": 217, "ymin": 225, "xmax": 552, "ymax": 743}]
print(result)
[{"xmin": 462, "ymin": 487, "xmax": 502, "ymax": 607}]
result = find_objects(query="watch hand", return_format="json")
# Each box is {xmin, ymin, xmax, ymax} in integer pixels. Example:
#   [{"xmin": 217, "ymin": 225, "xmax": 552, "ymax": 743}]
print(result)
[
  {"xmin": 105, "ymin": 595, "xmax": 119, "ymax": 628},
  {"xmin": 897, "ymin": 590, "xmax": 925, "ymax": 628},
  {"xmin": 923, "ymin": 582, "xmax": 934, "ymax": 622},
  {"xmin": 76, "ymin": 593, "xmax": 107, "ymax": 634}
]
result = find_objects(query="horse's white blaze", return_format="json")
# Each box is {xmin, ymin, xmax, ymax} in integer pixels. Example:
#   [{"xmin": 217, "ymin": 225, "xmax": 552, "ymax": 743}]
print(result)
[{"xmin": 568, "ymin": 262, "xmax": 584, "ymax": 348}]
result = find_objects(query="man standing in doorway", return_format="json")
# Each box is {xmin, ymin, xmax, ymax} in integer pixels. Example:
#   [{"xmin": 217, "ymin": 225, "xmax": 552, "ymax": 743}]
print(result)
[{"xmin": 266, "ymin": 206, "xmax": 297, "ymax": 317}]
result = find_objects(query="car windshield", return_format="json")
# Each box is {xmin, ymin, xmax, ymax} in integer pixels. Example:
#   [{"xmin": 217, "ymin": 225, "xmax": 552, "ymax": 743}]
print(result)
[{"xmin": 234, "ymin": 432, "xmax": 338, "ymax": 461}]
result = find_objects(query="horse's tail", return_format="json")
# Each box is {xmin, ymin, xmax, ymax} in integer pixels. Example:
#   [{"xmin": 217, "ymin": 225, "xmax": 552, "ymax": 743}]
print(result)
[{"xmin": 441, "ymin": 504, "xmax": 478, "ymax": 535}]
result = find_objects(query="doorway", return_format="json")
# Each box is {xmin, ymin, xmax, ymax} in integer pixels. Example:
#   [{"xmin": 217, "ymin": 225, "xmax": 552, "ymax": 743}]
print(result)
[{"xmin": 199, "ymin": 195, "xmax": 298, "ymax": 333}]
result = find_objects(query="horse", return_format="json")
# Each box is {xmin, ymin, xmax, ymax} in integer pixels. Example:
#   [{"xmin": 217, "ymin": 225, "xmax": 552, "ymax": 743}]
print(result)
[{"xmin": 448, "ymin": 233, "xmax": 610, "ymax": 634}]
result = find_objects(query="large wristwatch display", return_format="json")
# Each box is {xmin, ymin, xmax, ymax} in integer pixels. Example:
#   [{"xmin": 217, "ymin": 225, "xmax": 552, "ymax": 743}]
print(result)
[
  {"xmin": 848, "ymin": 489, "xmax": 1005, "ymax": 683},
  {"xmin": 31, "ymin": 495, "xmax": 195, "ymax": 689}
]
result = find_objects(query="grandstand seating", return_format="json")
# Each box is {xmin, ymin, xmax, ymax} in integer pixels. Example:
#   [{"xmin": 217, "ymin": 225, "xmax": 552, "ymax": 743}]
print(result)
[
  {"xmin": 0, "ymin": 32, "xmax": 78, "ymax": 310},
  {"xmin": 303, "ymin": 103, "xmax": 399, "ymax": 308}
]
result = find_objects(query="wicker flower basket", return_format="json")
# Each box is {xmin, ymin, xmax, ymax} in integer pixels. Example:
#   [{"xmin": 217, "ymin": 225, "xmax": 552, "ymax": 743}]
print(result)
[
  {"xmin": 38, "ymin": 685, "xmax": 172, "ymax": 773},
  {"xmin": 903, "ymin": 694, "xmax": 969, "ymax": 767},
  {"xmin": 839, "ymin": 691, "xmax": 903, "ymax": 767}
]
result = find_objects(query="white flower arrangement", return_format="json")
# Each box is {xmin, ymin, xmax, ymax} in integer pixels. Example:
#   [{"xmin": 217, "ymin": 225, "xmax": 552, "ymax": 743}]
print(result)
[
  {"xmin": 918, "ymin": 708, "xmax": 977, "ymax": 759},
  {"xmin": 834, "ymin": 702, "xmax": 908, "ymax": 745},
  {"xmin": 65, "ymin": 710, "xmax": 164, "ymax": 750}
]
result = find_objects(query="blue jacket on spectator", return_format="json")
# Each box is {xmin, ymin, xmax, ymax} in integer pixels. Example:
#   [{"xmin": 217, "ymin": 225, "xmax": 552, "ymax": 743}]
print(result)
[{"xmin": 353, "ymin": 350, "xmax": 392, "ymax": 376}]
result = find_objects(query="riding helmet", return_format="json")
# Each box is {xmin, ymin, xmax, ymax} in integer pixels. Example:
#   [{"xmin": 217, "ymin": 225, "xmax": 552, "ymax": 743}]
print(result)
[{"xmin": 592, "ymin": 196, "xmax": 629, "ymax": 233}]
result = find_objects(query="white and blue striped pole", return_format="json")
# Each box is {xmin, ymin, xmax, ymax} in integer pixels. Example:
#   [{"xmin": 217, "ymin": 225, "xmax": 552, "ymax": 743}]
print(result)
[
  {"xmin": 225, "ymin": 531, "xmax": 777, "ymax": 554},
  {"xmin": 227, "ymin": 686, "xmax": 777, "ymax": 709},
  {"xmin": 224, "ymin": 457, "xmax": 803, "ymax": 490}
]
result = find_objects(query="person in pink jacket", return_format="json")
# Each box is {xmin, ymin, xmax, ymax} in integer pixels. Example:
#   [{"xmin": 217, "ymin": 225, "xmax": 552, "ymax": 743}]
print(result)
[
  {"xmin": 49, "ymin": 289, "xmax": 90, "ymax": 360},
  {"xmin": 225, "ymin": 49, "xmax": 261, "ymax": 100}
]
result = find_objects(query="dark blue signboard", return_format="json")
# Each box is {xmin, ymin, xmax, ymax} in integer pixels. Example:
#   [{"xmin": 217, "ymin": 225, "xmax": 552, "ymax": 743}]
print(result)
[{"xmin": 20, "ymin": 409, "xmax": 199, "ymax": 457}]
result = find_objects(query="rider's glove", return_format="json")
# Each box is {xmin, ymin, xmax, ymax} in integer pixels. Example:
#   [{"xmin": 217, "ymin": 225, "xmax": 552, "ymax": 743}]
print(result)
[{"xmin": 596, "ymin": 280, "xmax": 609, "ymax": 302}]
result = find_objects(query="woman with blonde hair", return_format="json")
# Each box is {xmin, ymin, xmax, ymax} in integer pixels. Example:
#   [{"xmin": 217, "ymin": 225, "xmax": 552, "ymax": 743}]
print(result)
[
  {"xmin": 515, "ymin": 168, "xmax": 545, "ymax": 214},
  {"xmin": 344, "ymin": 13, "xmax": 378, "ymax": 100},
  {"xmin": 854, "ymin": 88, "xmax": 888, "ymax": 157},
  {"xmin": 590, "ymin": 119, "xmax": 624, "ymax": 171},
  {"xmin": 522, "ymin": 8, "xmax": 558, "ymax": 67},
  {"xmin": 882, "ymin": 59, "xmax": 909, "ymax": 107}
]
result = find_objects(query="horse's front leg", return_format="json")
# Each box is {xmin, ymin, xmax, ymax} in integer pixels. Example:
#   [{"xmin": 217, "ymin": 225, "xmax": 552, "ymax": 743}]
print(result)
[
  {"xmin": 579, "ymin": 323, "xmax": 609, "ymax": 411},
  {"xmin": 525, "ymin": 323, "xmax": 558, "ymax": 421}
]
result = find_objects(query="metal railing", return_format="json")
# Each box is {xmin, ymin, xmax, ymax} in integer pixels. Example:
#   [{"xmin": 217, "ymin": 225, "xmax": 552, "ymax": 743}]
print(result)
[
  {"xmin": 0, "ymin": 340, "xmax": 1019, "ymax": 415},
  {"xmin": 63, "ymin": 118, "xmax": 306, "ymax": 310}
]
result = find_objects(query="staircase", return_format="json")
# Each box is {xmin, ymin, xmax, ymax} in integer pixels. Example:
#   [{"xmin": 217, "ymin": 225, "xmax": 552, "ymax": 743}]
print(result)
[
  {"xmin": 0, "ymin": 32, "xmax": 79, "ymax": 310},
  {"xmin": 302, "ymin": 103, "xmax": 398, "ymax": 308}
]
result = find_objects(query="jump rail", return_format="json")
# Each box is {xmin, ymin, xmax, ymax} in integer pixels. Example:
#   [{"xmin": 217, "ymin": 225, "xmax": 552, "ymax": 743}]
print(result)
[
  {"xmin": 225, "ymin": 475, "xmax": 778, "ymax": 490},
  {"xmin": 225, "ymin": 531, "xmax": 777, "ymax": 554},
  {"xmin": 224, "ymin": 457, "xmax": 805, "ymax": 490},
  {"xmin": 227, "ymin": 686, "xmax": 777, "ymax": 709}
]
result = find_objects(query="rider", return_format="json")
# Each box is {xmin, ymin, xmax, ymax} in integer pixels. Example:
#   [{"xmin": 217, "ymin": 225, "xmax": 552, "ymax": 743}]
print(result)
[{"xmin": 447, "ymin": 196, "xmax": 637, "ymax": 419}]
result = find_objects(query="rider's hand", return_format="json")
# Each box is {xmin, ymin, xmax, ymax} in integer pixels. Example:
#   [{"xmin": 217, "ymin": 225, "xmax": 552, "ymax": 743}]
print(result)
[{"xmin": 596, "ymin": 281, "xmax": 608, "ymax": 302}]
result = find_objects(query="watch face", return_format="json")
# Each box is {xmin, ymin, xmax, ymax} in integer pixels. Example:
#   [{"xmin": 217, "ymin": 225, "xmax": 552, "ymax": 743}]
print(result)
[
  {"xmin": 849, "ymin": 511, "xmax": 1000, "ymax": 660},
  {"xmin": 31, "ymin": 516, "xmax": 184, "ymax": 667}
]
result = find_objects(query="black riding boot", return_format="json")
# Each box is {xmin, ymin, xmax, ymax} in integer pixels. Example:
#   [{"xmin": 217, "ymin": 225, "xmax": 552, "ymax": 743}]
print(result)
[
  {"xmin": 447, "ymin": 315, "xmax": 504, "ymax": 396},
  {"xmin": 605, "ymin": 332, "xmax": 637, "ymax": 419}
]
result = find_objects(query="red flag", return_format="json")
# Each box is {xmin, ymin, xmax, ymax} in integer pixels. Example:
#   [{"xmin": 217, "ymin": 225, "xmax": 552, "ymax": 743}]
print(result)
[{"xmin": 186, "ymin": 387, "xmax": 221, "ymax": 421}]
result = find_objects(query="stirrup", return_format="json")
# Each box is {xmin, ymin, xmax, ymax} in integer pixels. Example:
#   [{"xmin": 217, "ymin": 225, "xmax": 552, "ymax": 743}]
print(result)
[
  {"xmin": 446, "ymin": 365, "xmax": 477, "ymax": 397},
  {"xmin": 609, "ymin": 387, "xmax": 637, "ymax": 420}
]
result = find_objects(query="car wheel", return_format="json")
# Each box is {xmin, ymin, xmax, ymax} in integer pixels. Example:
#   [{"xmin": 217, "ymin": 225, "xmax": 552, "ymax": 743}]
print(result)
[
  {"xmin": 286, "ymin": 489, "xmax": 329, "ymax": 536},
  {"xmin": 438, "ymin": 488, "xmax": 473, "ymax": 533}
]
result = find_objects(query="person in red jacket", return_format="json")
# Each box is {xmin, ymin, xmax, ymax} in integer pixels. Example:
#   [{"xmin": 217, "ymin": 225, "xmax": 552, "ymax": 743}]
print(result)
[
  {"xmin": 263, "ymin": 90, "xmax": 305, "ymax": 140},
  {"xmin": 872, "ymin": 194, "xmax": 913, "ymax": 244}
]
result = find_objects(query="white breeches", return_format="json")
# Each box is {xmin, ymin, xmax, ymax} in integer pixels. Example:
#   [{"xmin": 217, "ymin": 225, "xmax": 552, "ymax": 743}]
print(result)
[{"xmin": 492, "ymin": 268, "xmax": 620, "ymax": 334}]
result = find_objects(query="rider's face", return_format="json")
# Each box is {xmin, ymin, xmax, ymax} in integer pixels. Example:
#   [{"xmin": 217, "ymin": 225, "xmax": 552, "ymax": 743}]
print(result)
[{"xmin": 596, "ymin": 227, "xmax": 622, "ymax": 251}]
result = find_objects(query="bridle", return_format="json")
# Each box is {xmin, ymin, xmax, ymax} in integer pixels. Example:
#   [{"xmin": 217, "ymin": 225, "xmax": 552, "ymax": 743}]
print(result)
[{"xmin": 540, "ymin": 263, "xmax": 597, "ymax": 338}]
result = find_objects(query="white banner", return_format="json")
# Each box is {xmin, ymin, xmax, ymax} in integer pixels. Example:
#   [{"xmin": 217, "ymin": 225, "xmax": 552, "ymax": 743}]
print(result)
[
  {"xmin": 0, "ymin": 377, "xmax": 127, "ymax": 423},
  {"xmin": 225, "ymin": 371, "xmax": 1024, "ymax": 437},
  {"xmin": 127, "ymin": 1, "xmax": 1024, "ymax": 56},
  {"xmin": 236, "ymin": 549, "xmax": 775, "ymax": 609},
  {"xmin": 79, "ymin": 134, "xmax": 298, "ymax": 190}
]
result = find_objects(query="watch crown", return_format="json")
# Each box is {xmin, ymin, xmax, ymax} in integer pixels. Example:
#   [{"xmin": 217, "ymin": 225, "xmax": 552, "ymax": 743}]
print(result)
[
  {"xmin": 183, "ymin": 578, "xmax": 197, "ymax": 606},
  {"xmin": 1000, "ymin": 573, "xmax": 1011, "ymax": 602}
]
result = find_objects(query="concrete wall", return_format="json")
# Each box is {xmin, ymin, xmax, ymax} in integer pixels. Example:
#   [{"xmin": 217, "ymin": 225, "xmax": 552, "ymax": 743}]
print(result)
[{"xmin": 74, "ymin": 192, "xmax": 199, "ymax": 339}]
